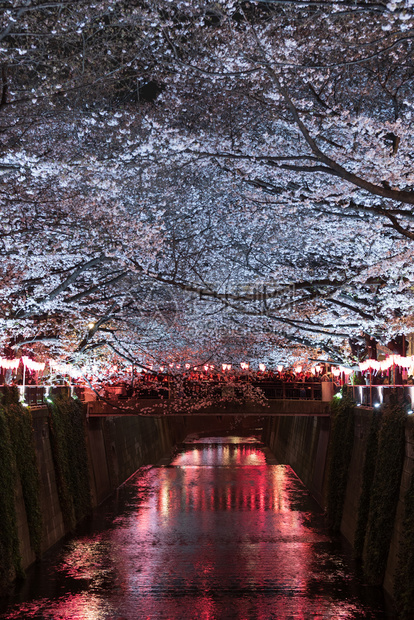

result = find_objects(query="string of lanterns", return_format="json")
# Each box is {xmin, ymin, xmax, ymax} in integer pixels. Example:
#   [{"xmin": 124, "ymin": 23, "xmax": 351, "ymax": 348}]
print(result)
[
  {"xmin": 0, "ymin": 357, "xmax": 79, "ymax": 377},
  {"xmin": 21, "ymin": 356, "xmax": 46, "ymax": 372},
  {"xmin": 48, "ymin": 359, "xmax": 83, "ymax": 378},
  {"xmin": 0, "ymin": 358, "xmax": 20, "ymax": 370},
  {"xmin": 7, "ymin": 355, "xmax": 408, "ymax": 379},
  {"xmin": 0, "ymin": 356, "xmax": 338, "ymax": 377},
  {"xmin": 359, "ymin": 355, "xmax": 414, "ymax": 373}
]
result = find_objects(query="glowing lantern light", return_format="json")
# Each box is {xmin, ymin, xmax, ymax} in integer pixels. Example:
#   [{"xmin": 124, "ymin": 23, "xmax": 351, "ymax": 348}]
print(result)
[
  {"xmin": 277, "ymin": 365, "xmax": 284, "ymax": 373},
  {"xmin": 185, "ymin": 364, "xmax": 191, "ymax": 369},
  {"xmin": 0, "ymin": 358, "xmax": 20, "ymax": 370},
  {"xmin": 21, "ymin": 356, "xmax": 45, "ymax": 372},
  {"xmin": 359, "ymin": 355, "xmax": 414, "ymax": 373},
  {"xmin": 240, "ymin": 362, "xmax": 249, "ymax": 370},
  {"xmin": 259, "ymin": 364, "xmax": 266, "ymax": 372},
  {"xmin": 49, "ymin": 359, "xmax": 82, "ymax": 379},
  {"xmin": 295, "ymin": 366, "xmax": 302, "ymax": 374}
]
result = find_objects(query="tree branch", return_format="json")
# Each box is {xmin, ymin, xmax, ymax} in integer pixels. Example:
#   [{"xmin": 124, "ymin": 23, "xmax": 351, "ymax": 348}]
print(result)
[{"xmin": 264, "ymin": 65, "xmax": 414, "ymax": 205}]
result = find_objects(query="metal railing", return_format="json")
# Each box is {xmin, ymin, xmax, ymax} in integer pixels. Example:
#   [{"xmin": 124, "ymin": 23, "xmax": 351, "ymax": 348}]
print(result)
[
  {"xmin": 351, "ymin": 384, "xmax": 414, "ymax": 409},
  {"xmin": 102, "ymin": 381, "xmax": 323, "ymax": 401},
  {"xmin": 0, "ymin": 384, "xmax": 92, "ymax": 406},
  {"xmin": 252, "ymin": 381, "xmax": 322, "ymax": 400},
  {"xmin": 0, "ymin": 381, "xmax": 324, "ymax": 406},
  {"xmin": 3, "ymin": 382, "xmax": 412, "ymax": 410}
]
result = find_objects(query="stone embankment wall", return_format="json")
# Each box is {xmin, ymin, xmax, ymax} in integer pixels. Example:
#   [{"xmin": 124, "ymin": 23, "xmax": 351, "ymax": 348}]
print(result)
[
  {"xmin": 262, "ymin": 414, "xmax": 330, "ymax": 506},
  {"xmin": 13, "ymin": 407, "xmax": 254, "ymax": 579},
  {"xmin": 16, "ymin": 407, "xmax": 187, "ymax": 574},
  {"xmin": 262, "ymin": 409, "xmax": 414, "ymax": 603}
]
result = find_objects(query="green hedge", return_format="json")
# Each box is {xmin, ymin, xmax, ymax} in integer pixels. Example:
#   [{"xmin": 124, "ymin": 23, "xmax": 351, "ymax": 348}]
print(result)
[
  {"xmin": 354, "ymin": 410, "xmax": 382, "ymax": 560},
  {"xmin": 363, "ymin": 396, "xmax": 406, "ymax": 585},
  {"xmin": 0, "ymin": 407, "xmax": 21, "ymax": 588},
  {"xmin": 47, "ymin": 395, "xmax": 91, "ymax": 530},
  {"xmin": 0, "ymin": 389, "xmax": 92, "ymax": 590},
  {"xmin": 0, "ymin": 387, "xmax": 41, "ymax": 587},
  {"xmin": 326, "ymin": 392, "xmax": 355, "ymax": 532},
  {"xmin": 393, "ymin": 418, "xmax": 414, "ymax": 619}
]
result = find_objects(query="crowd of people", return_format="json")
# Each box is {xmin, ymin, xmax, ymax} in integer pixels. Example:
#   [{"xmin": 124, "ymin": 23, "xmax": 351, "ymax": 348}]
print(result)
[
  {"xmin": 92, "ymin": 366, "xmax": 331, "ymax": 401},
  {"xmin": 0, "ymin": 364, "xmax": 336, "ymax": 388}
]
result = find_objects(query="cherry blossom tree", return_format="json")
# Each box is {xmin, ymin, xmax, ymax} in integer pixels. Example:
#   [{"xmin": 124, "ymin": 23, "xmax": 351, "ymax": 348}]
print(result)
[{"xmin": 1, "ymin": 0, "xmax": 414, "ymax": 374}]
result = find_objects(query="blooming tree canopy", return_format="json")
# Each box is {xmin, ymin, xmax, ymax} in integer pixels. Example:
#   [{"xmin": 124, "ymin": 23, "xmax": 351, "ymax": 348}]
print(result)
[{"xmin": 1, "ymin": 0, "xmax": 414, "ymax": 375}]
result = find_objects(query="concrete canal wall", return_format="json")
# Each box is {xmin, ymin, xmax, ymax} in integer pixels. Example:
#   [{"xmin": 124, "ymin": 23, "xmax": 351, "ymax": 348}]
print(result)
[
  {"xmin": 11, "ymin": 400, "xmax": 414, "ymax": 608},
  {"xmin": 262, "ymin": 409, "xmax": 414, "ymax": 602},
  {"xmin": 14, "ymin": 408, "xmax": 256, "ymax": 577},
  {"xmin": 15, "ymin": 407, "xmax": 187, "ymax": 573},
  {"xmin": 262, "ymin": 414, "xmax": 330, "ymax": 506}
]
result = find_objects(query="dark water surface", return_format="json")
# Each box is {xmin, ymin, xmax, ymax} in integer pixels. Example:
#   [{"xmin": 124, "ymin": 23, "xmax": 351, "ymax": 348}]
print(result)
[{"xmin": 1, "ymin": 435, "xmax": 394, "ymax": 619}]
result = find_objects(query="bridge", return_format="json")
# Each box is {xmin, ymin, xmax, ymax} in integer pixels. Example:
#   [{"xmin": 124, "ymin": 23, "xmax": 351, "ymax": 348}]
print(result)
[
  {"xmin": 86, "ymin": 395, "xmax": 331, "ymax": 417},
  {"xmin": 4, "ymin": 381, "xmax": 413, "ymax": 416}
]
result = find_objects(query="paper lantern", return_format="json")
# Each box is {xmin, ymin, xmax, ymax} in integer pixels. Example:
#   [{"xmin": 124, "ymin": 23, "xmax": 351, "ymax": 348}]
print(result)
[
  {"xmin": 49, "ymin": 359, "xmax": 82, "ymax": 379},
  {"xmin": 22, "ymin": 356, "xmax": 45, "ymax": 372},
  {"xmin": 0, "ymin": 358, "xmax": 20, "ymax": 370}
]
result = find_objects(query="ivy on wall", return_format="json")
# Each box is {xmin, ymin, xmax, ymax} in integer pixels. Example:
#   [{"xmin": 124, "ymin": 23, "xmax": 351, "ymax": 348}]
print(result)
[
  {"xmin": 0, "ymin": 387, "xmax": 41, "ymax": 588},
  {"xmin": 354, "ymin": 410, "xmax": 382, "ymax": 560},
  {"xmin": 363, "ymin": 396, "xmax": 406, "ymax": 585},
  {"xmin": 47, "ymin": 395, "xmax": 91, "ymax": 530},
  {"xmin": 3, "ymin": 402, "xmax": 42, "ymax": 559},
  {"xmin": 0, "ymin": 406, "xmax": 21, "ymax": 589},
  {"xmin": 393, "ymin": 418, "xmax": 414, "ymax": 619},
  {"xmin": 326, "ymin": 392, "xmax": 355, "ymax": 532}
]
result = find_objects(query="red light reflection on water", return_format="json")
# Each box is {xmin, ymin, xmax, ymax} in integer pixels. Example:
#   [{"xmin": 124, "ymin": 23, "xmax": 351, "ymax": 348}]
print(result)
[{"xmin": 1, "ymin": 437, "xmax": 388, "ymax": 619}]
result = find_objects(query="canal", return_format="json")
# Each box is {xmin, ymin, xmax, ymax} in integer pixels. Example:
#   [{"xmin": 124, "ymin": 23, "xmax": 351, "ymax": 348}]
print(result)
[{"xmin": 0, "ymin": 433, "xmax": 393, "ymax": 619}]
